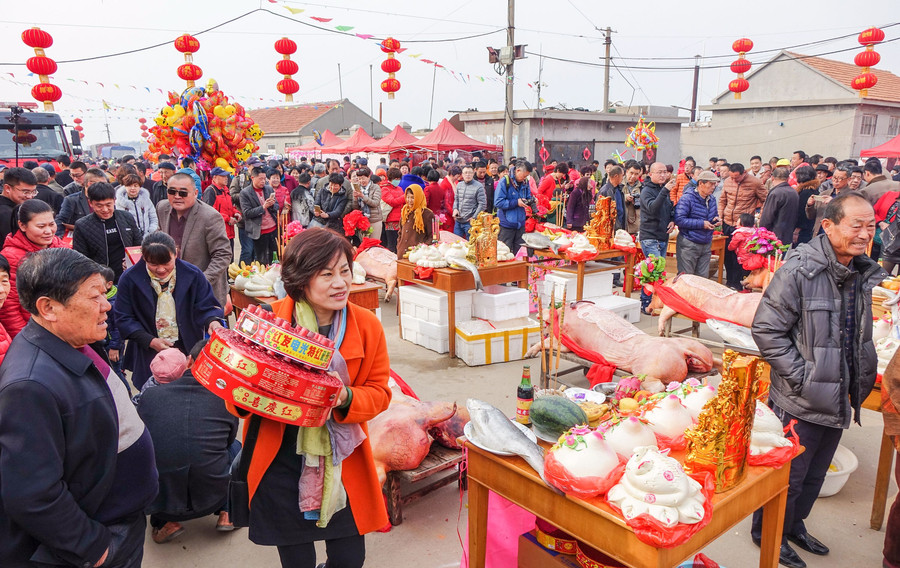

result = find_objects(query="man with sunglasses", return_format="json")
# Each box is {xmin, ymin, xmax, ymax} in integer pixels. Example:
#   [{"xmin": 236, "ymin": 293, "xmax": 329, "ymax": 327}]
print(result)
[{"xmin": 156, "ymin": 173, "xmax": 231, "ymax": 307}]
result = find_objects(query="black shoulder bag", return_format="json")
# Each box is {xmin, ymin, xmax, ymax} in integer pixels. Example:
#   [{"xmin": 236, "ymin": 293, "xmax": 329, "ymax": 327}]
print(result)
[
  {"xmin": 882, "ymin": 198, "xmax": 900, "ymax": 258},
  {"xmin": 228, "ymin": 414, "xmax": 261, "ymax": 528}
]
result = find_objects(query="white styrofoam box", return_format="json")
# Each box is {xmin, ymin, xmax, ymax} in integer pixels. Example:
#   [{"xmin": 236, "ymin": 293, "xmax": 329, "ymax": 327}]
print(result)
[
  {"xmin": 472, "ymin": 285, "xmax": 530, "ymax": 321},
  {"xmin": 588, "ymin": 294, "xmax": 641, "ymax": 323},
  {"xmin": 544, "ymin": 269, "xmax": 614, "ymax": 300},
  {"xmin": 374, "ymin": 308, "xmax": 382, "ymax": 322},
  {"xmin": 455, "ymin": 317, "xmax": 540, "ymax": 366},
  {"xmin": 398, "ymin": 285, "xmax": 474, "ymax": 326},
  {"xmin": 400, "ymin": 314, "xmax": 449, "ymax": 354}
]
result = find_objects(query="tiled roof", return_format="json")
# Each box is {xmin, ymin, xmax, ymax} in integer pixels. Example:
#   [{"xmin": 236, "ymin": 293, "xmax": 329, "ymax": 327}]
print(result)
[
  {"xmin": 246, "ymin": 100, "xmax": 342, "ymax": 134},
  {"xmin": 787, "ymin": 51, "xmax": 900, "ymax": 104}
]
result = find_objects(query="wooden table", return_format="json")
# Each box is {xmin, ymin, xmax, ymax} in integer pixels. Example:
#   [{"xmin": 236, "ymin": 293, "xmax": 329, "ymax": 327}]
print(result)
[
  {"xmin": 863, "ymin": 386, "xmax": 894, "ymax": 530},
  {"xmin": 531, "ymin": 248, "xmax": 638, "ymax": 299},
  {"xmin": 466, "ymin": 442, "xmax": 794, "ymax": 568},
  {"xmin": 230, "ymin": 281, "xmax": 382, "ymax": 317},
  {"xmin": 665, "ymin": 234, "xmax": 726, "ymax": 284},
  {"xmin": 395, "ymin": 259, "xmax": 529, "ymax": 358}
]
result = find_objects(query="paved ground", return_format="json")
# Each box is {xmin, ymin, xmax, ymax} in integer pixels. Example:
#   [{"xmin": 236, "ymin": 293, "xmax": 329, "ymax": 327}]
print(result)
[{"xmin": 142, "ymin": 290, "xmax": 894, "ymax": 567}]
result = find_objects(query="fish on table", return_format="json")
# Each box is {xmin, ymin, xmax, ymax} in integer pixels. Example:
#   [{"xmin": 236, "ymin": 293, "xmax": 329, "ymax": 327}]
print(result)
[{"xmin": 522, "ymin": 233, "xmax": 560, "ymax": 254}]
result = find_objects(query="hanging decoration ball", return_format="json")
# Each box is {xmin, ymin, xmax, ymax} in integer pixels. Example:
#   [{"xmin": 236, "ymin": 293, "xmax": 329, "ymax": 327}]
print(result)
[
  {"xmin": 22, "ymin": 27, "xmax": 60, "ymax": 111},
  {"xmin": 277, "ymin": 78, "xmax": 300, "ymax": 96},
  {"xmin": 274, "ymin": 37, "xmax": 298, "ymax": 55},
  {"xmin": 31, "ymin": 83, "xmax": 62, "ymax": 104},
  {"xmin": 728, "ymin": 78, "xmax": 750, "ymax": 95},
  {"xmin": 854, "ymin": 50, "xmax": 881, "ymax": 68},
  {"xmin": 26, "ymin": 56, "xmax": 57, "ymax": 76},
  {"xmin": 381, "ymin": 58, "xmax": 401, "ymax": 74},
  {"xmin": 138, "ymin": 117, "xmax": 147, "ymax": 124},
  {"xmin": 731, "ymin": 38, "xmax": 753, "ymax": 54},
  {"xmin": 730, "ymin": 59, "xmax": 751, "ymax": 75},
  {"xmin": 21, "ymin": 27, "xmax": 53, "ymax": 49},
  {"xmin": 852, "ymin": 72, "xmax": 878, "ymax": 92},
  {"xmin": 141, "ymin": 131, "xmax": 149, "ymax": 138},
  {"xmin": 380, "ymin": 37, "xmax": 401, "ymax": 53},
  {"xmin": 177, "ymin": 63, "xmax": 203, "ymax": 82},
  {"xmin": 140, "ymin": 125, "xmax": 149, "ymax": 131},
  {"xmin": 275, "ymin": 59, "xmax": 299, "ymax": 76},
  {"xmin": 859, "ymin": 27, "xmax": 886, "ymax": 46},
  {"xmin": 174, "ymin": 34, "xmax": 200, "ymax": 53},
  {"xmin": 381, "ymin": 78, "xmax": 401, "ymax": 95}
]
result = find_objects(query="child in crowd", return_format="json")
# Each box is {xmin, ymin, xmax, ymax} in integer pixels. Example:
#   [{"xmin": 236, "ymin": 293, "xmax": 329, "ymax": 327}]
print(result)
[
  {"xmin": 101, "ymin": 267, "xmax": 128, "ymax": 388},
  {"xmin": 727, "ymin": 213, "xmax": 758, "ymax": 272},
  {"xmin": 131, "ymin": 348, "xmax": 189, "ymax": 405}
]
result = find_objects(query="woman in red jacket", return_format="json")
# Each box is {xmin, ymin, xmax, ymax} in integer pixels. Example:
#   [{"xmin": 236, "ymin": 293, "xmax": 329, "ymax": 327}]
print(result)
[
  {"xmin": 380, "ymin": 168, "xmax": 406, "ymax": 253},
  {"xmin": 229, "ymin": 228, "xmax": 390, "ymax": 568},
  {"xmin": 0, "ymin": 200, "xmax": 65, "ymax": 337}
]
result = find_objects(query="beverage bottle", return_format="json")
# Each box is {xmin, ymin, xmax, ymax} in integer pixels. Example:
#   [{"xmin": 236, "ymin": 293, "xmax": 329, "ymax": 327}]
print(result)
[{"xmin": 516, "ymin": 365, "xmax": 534, "ymax": 425}]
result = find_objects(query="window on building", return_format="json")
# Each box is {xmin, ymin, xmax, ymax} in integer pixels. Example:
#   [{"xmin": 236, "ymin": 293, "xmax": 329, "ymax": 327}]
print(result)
[
  {"xmin": 267, "ymin": 143, "xmax": 276, "ymax": 152},
  {"xmin": 889, "ymin": 116, "xmax": 900, "ymax": 137},
  {"xmin": 861, "ymin": 114, "xmax": 878, "ymax": 136}
]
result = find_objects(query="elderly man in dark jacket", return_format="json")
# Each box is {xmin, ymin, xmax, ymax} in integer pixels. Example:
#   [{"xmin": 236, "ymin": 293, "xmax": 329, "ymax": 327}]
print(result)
[
  {"xmin": 137, "ymin": 340, "xmax": 239, "ymax": 540},
  {"xmin": 0, "ymin": 249, "xmax": 158, "ymax": 568},
  {"xmin": 750, "ymin": 193, "xmax": 885, "ymax": 568},
  {"xmin": 674, "ymin": 170, "xmax": 719, "ymax": 277}
]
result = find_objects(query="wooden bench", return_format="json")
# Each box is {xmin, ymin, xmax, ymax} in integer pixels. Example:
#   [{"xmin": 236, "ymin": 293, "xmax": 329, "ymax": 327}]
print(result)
[{"xmin": 384, "ymin": 444, "xmax": 467, "ymax": 526}]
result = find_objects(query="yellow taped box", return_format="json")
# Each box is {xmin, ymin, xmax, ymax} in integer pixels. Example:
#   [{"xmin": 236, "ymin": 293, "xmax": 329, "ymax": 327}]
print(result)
[{"xmin": 455, "ymin": 317, "xmax": 540, "ymax": 366}]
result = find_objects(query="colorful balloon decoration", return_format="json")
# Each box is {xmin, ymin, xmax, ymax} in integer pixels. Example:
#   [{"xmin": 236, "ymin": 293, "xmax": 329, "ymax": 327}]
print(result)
[
  {"xmin": 174, "ymin": 34, "xmax": 202, "ymax": 89},
  {"xmin": 380, "ymin": 37, "xmax": 401, "ymax": 99},
  {"xmin": 852, "ymin": 27, "xmax": 884, "ymax": 97},
  {"xmin": 22, "ymin": 27, "xmax": 61, "ymax": 111},
  {"xmin": 274, "ymin": 37, "xmax": 299, "ymax": 103},
  {"xmin": 729, "ymin": 38, "xmax": 753, "ymax": 100},
  {"xmin": 625, "ymin": 115, "xmax": 659, "ymax": 160},
  {"xmin": 147, "ymin": 84, "xmax": 263, "ymax": 174}
]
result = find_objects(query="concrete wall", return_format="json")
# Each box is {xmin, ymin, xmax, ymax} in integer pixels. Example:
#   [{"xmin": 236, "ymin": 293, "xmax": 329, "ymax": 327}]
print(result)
[
  {"xmin": 711, "ymin": 54, "xmax": 850, "ymax": 107},
  {"xmin": 260, "ymin": 133, "xmax": 298, "ymax": 156},
  {"xmin": 850, "ymin": 103, "xmax": 900, "ymax": 157},
  {"xmin": 681, "ymin": 104, "xmax": 857, "ymax": 163}
]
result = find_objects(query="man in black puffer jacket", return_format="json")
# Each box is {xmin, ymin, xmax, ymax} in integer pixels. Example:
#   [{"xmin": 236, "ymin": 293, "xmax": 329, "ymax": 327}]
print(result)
[
  {"xmin": 750, "ymin": 193, "xmax": 885, "ymax": 568},
  {"xmin": 73, "ymin": 182, "xmax": 142, "ymax": 283}
]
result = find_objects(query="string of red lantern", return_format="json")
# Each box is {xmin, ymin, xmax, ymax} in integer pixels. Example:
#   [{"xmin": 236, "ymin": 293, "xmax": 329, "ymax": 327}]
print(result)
[
  {"xmin": 852, "ymin": 26, "xmax": 884, "ymax": 98},
  {"xmin": 729, "ymin": 38, "xmax": 753, "ymax": 100},
  {"xmin": 174, "ymin": 34, "xmax": 202, "ymax": 88},
  {"xmin": 380, "ymin": 37, "xmax": 401, "ymax": 99},
  {"xmin": 139, "ymin": 117, "xmax": 149, "ymax": 139},
  {"xmin": 274, "ymin": 38, "xmax": 299, "ymax": 103},
  {"xmin": 73, "ymin": 117, "xmax": 84, "ymax": 139},
  {"xmin": 22, "ymin": 27, "xmax": 62, "ymax": 111}
]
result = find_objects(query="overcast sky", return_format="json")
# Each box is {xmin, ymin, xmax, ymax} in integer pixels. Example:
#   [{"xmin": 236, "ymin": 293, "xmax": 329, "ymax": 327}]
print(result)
[{"xmin": 3, "ymin": 0, "xmax": 899, "ymax": 149}]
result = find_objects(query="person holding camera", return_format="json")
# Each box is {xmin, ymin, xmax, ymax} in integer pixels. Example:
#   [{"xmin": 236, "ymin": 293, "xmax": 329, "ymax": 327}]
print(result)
[{"xmin": 494, "ymin": 163, "xmax": 533, "ymax": 253}]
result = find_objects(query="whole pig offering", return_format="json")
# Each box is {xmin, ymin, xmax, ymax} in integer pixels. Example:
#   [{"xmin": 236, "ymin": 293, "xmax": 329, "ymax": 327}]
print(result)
[
  {"xmin": 543, "ymin": 426, "xmax": 624, "ymax": 498},
  {"xmin": 648, "ymin": 274, "xmax": 762, "ymax": 335}
]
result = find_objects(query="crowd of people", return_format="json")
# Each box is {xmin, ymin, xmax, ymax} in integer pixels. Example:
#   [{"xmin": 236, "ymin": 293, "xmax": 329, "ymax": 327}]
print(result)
[{"xmin": 0, "ymin": 144, "xmax": 898, "ymax": 568}]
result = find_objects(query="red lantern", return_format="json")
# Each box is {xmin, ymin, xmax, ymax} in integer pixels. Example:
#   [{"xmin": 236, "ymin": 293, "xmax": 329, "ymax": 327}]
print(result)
[
  {"xmin": 276, "ymin": 59, "xmax": 299, "ymax": 76},
  {"xmin": 277, "ymin": 78, "xmax": 300, "ymax": 96},
  {"xmin": 732, "ymin": 38, "xmax": 753, "ymax": 54},
  {"xmin": 140, "ymin": 125, "xmax": 148, "ymax": 131},
  {"xmin": 138, "ymin": 117, "xmax": 147, "ymax": 124},
  {"xmin": 381, "ymin": 78, "xmax": 401, "ymax": 95},
  {"xmin": 141, "ymin": 131, "xmax": 149, "ymax": 138},
  {"xmin": 854, "ymin": 50, "xmax": 881, "ymax": 69},
  {"xmin": 177, "ymin": 63, "xmax": 203, "ymax": 82},
  {"xmin": 22, "ymin": 28, "xmax": 53, "ymax": 49},
  {"xmin": 73, "ymin": 118, "xmax": 82, "ymax": 124},
  {"xmin": 26, "ymin": 56, "xmax": 57, "ymax": 76},
  {"xmin": 729, "ymin": 78, "xmax": 749, "ymax": 94},
  {"xmin": 274, "ymin": 37, "xmax": 297, "ymax": 55},
  {"xmin": 380, "ymin": 37, "xmax": 401, "ymax": 53},
  {"xmin": 730, "ymin": 59, "xmax": 751, "ymax": 74},
  {"xmin": 174, "ymin": 34, "xmax": 200, "ymax": 53},
  {"xmin": 381, "ymin": 58, "xmax": 401, "ymax": 73},
  {"xmin": 859, "ymin": 27, "xmax": 885, "ymax": 46},
  {"xmin": 74, "ymin": 125, "xmax": 83, "ymax": 132},
  {"xmin": 31, "ymin": 83, "xmax": 62, "ymax": 103},
  {"xmin": 852, "ymin": 72, "xmax": 878, "ymax": 93}
]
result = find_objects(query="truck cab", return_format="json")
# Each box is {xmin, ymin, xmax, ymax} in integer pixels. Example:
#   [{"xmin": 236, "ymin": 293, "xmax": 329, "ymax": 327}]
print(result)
[{"xmin": 0, "ymin": 103, "xmax": 80, "ymax": 168}]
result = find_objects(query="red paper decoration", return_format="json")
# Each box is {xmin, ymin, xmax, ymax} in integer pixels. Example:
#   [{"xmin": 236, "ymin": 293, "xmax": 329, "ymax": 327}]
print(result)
[
  {"xmin": 274, "ymin": 37, "xmax": 299, "ymax": 102},
  {"xmin": 852, "ymin": 27, "xmax": 883, "ymax": 97},
  {"xmin": 174, "ymin": 34, "xmax": 201, "ymax": 88},
  {"xmin": 380, "ymin": 37, "xmax": 401, "ymax": 99},
  {"xmin": 174, "ymin": 34, "xmax": 200, "ymax": 53},
  {"xmin": 729, "ymin": 38, "xmax": 753, "ymax": 99},
  {"xmin": 177, "ymin": 63, "xmax": 203, "ymax": 82},
  {"xmin": 21, "ymin": 27, "xmax": 60, "ymax": 111}
]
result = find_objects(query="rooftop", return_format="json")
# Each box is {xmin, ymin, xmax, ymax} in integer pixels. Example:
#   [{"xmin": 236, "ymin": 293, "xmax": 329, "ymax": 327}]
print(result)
[
  {"xmin": 247, "ymin": 100, "xmax": 342, "ymax": 134},
  {"xmin": 787, "ymin": 51, "xmax": 900, "ymax": 104}
]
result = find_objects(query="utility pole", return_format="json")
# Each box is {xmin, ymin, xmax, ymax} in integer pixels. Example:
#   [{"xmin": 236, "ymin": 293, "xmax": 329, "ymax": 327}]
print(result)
[
  {"xmin": 337, "ymin": 63, "xmax": 346, "ymax": 134},
  {"xmin": 603, "ymin": 27, "xmax": 611, "ymax": 113},
  {"xmin": 503, "ymin": 0, "xmax": 514, "ymax": 163},
  {"xmin": 690, "ymin": 55, "xmax": 701, "ymax": 122},
  {"xmin": 369, "ymin": 64, "xmax": 374, "ymax": 118},
  {"xmin": 103, "ymin": 107, "xmax": 111, "ymax": 143},
  {"xmin": 428, "ymin": 63, "xmax": 438, "ymax": 129},
  {"xmin": 536, "ymin": 47, "xmax": 544, "ymax": 110}
]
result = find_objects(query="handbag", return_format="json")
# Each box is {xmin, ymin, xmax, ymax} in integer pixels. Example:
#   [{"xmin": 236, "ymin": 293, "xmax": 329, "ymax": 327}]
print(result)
[
  {"xmin": 228, "ymin": 414, "xmax": 261, "ymax": 528},
  {"xmin": 380, "ymin": 199, "xmax": 393, "ymax": 220},
  {"xmin": 883, "ymin": 200, "xmax": 900, "ymax": 258}
]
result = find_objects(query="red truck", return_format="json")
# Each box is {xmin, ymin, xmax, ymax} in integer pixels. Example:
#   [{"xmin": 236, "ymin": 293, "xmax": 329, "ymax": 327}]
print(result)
[{"xmin": 1, "ymin": 102, "xmax": 82, "ymax": 169}]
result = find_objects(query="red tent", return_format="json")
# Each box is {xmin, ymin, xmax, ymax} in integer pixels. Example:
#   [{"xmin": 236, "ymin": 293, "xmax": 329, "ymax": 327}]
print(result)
[
  {"xmin": 321, "ymin": 127, "xmax": 377, "ymax": 153},
  {"xmin": 288, "ymin": 129, "xmax": 344, "ymax": 152},
  {"xmin": 412, "ymin": 119, "xmax": 503, "ymax": 152},
  {"xmin": 861, "ymin": 134, "xmax": 900, "ymax": 158},
  {"xmin": 363, "ymin": 124, "xmax": 419, "ymax": 153}
]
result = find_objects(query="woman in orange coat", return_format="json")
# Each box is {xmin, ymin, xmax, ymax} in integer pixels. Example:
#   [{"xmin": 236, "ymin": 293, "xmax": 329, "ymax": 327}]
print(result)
[{"xmin": 232, "ymin": 227, "xmax": 391, "ymax": 568}]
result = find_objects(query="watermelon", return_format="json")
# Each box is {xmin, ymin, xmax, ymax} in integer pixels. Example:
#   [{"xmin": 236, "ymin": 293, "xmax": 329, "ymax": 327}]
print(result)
[{"xmin": 531, "ymin": 396, "xmax": 589, "ymax": 440}]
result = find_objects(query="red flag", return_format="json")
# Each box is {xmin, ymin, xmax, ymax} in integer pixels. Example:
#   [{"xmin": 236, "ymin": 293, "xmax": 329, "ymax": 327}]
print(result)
[{"xmin": 310, "ymin": 16, "xmax": 332, "ymax": 22}]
